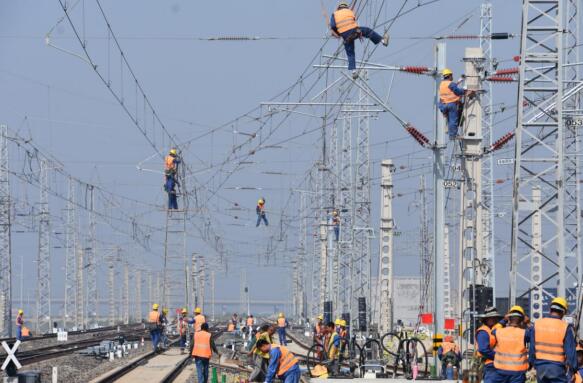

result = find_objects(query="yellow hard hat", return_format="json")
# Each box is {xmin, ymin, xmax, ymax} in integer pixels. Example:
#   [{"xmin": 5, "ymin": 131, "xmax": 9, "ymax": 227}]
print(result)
[
  {"xmin": 181, "ymin": 308, "xmax": 187, "ymax": 314},
  {"xmin": 442, "ymin": 68, "xmax": 453, "ymax": 76},
  {"xmin": 162, "ymin": 308, "xmax": 169, "ymax": 314},
  {"xmin": 152, "ymin": 303, "xmax": 159, "ymax": 310},
  {"xmin": 195, "ymin": 307, "xmax": 202, "ymax": 314},
  {"xmin": 278, "ymin": 312, "xmax": 284, "ymax": 318},
  {"xmin": 338, "ymin": 1, "xmax": 350, "ymax": 8},
  {"xmin": 340, "ymin": 320, "xmax": 347, "ymax": 327},
  {"xmin": 317, "ymin": 314, "xmax": 323, "ymax": 320},
  {"xmin": 169, "ymin": 148, "xmax": 177, "ymax": 155},
  {"xmin": 332, "ymin": 210, "xmax": 338, "ymax": 216},
  {"xmin": 551, "ymin": 297, "xmax": 568, "ymax": 312},
  {"xmin": 508, "ymin": 305, "xmax": 525, "ymax": 317},
  {"xmin": 18, "ymin": 309, "xmax": 23, "ymax": 315},
  {"xmin": 258, "ymin": 199, "xmax": 264, "ymax": 205},
  {"xmin": 334, "ymin": 318, "xmax": 342, "ymax": 326}
]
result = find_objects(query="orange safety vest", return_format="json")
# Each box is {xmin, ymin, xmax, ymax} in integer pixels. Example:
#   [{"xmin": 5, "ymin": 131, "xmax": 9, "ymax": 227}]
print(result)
[
  {"xmin": 534, "ymin": 317, "xmax": 568, "ymax": 363},
  {"xmin": 476, "ymin": 325, "xmax": 496, "ymax": 365},
  {"xmin": 148, "ymin": 311, "xmax": 160, "ymax": 324},
  {"xmin": 178, "ymin": 317, "xmax": 187, "ymax": 335},
  {"xmin": 165, "ymin": 155, "xmax": 176, "ymax": 171},
  {"xmin": 272, "ymin": 345, "xmax": 298, "ymax": 376},
  {"xmin": 278, "ymin": 317, "xmax": 286, "ymax": 328},
  {"xmin": 439, "ymin": 80, "xmax": 461, "ymax": 104},
  {"xmin": 21, "ymin": 327, "xmax": 30, "ymax": 337},
  {"xmin": 325, "ymin": 332, "xmax": 340, "ymax": 359},
  {"xmin": 194, "ymin": 314, "xmax": 206, "ymax": 332},
  {"xmin": 441, "ymin": 341, "xmax": 459, "ymax": 355},
  {"xmin": 192, "ymin": 331, "xmax": 212, "ymax": 358},
  {"xmin": 247, "ymin": 317, "xmax": 254, "ymax": 326},
  {"xmin": 333, "ymin": 8, "xmax": 358, "ymax": 34},
  {"xmin": 494, "ymin": 327, "xmax": 528, "ymax": 372}
]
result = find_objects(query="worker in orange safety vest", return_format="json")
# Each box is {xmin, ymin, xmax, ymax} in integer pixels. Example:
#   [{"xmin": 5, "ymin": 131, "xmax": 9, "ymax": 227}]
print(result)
[
  {"xmin": 192, "ymin": 322, "xmax": 220, "ymax": 383},
  {"xmin": 178, "ymin": 308, "xmax": 189, "ymax": 354},
  {"xmin": 148, "ymin": 303, "xmax": 162, "ymax": 352},
  {"xmin": 476, "ymin": 307, "xmax": 503, "ymax": 383},
  {"xmin": 438, "ymin": 335, "xmax": 461, "ymax": 378},
  {"xmin": 277, "ymin": 312, "xmax": 288, "ymax": 345},
  {"xmin": 492, "ymin": 305, "xmax": 530, "ymax": 383},
  {"xmin": 256, "ymin": 339, "xmax": 301, "ymax": 383}
]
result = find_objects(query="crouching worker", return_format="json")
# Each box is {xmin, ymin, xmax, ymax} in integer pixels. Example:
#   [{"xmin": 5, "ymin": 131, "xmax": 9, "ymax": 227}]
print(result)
[{"xmin": 256, "ymin": 339, "xmax": 301, "ymax": 383}]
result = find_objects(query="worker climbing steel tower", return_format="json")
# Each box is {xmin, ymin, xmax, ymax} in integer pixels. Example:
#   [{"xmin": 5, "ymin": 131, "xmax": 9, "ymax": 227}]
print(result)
[
  {"xmin": 164, "ymin": 148, "xmax": 181, "ymax": 210},
  {"xmin": 330, "ymin": 1, "xmax": 389, "ymax": 79},
  {"xmin": 256, "ymin": 198, "xmax": 268, "ymax": 227}
]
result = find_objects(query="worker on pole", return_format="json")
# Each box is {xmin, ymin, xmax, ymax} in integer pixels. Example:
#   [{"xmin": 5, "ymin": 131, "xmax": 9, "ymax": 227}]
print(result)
[
  {"xmin": 256, "ymin": 339, "xmax": 301, "ymax": 383},
  {"xmin": 178, "ymin": 308, "xmax": 189, "ymax": 354},
  {"xmin": 492, "ymin": 306, "xmax": 530, "ymax": 383},
  {"xmin": 164, "ymin": 174, "xmax": 179, "ymax": 210},
  {"xmin": 277, "ymin": 312, "xmax": 288, "ymax": 345},
  {"xmin": 256, "ymin": 198, "xmax": 268, "ymax": 227},
  {"xmin": 192, "ymin": 322, "xmax": 220, "ymax": 383},
  {"xmin": 331, "ymin": 210, "xmax": 340, "ymax": 242},
  {"xmin": 476, "ymin": 307, "xmax": 503, "ymax": 383},
  {"xmin": 528, "ymin": 297, "xmax": 577, "ymax": 383},
  {"xmin": 438, "ymin": 69, "xmax": 473, "ymax": 140},
  {"xmin": 15, "ymin": 309, "xmax": 24, "ymax": 341},
  {"xmin": 148, "ymin": 303, "xmax": 162, "ymax": 352},
  {"xmin": 330, "ymin": 1, "xmax": 389, "ymax": 79},
  {"xmin": 164, "ymin": 148, "xmax": 180, "ymax": 179}
]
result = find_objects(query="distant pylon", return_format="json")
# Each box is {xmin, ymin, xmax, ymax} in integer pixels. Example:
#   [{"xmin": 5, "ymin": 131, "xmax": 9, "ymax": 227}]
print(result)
[
  {"xmin": 64, "ymin": 178, "xmax": 77, "ymax": 330},
  {"xmin": 36, "ymin": 159, "xmax": 51, "ymax": 333},
  {"xmin": 86, "ymin": 186, "xmax": 97, "ymax": 328},
  {"xmin": 0, "ymin": 124, "xmax": 11, "ymax": 337}
]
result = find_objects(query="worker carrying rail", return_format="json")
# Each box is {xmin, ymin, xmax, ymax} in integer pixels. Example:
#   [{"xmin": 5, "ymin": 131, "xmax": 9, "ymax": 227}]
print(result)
[
  {"xmin": 330, "ymin": 1, "xmax": 388, "ymax": 79},
  {"xmin": 438, "ymin": 69, "xmax": 474, "ymax": 140},
  {"xmin": 492, "ymin": 305, "xmax": 530, "ymax": 383},
  {"xmin": 528, "ymin": 297, "xmax": 577, "ymax": 383},
  {"xmin": 256, "ymin": 339, "xmax": 301, "ymax": 383}
]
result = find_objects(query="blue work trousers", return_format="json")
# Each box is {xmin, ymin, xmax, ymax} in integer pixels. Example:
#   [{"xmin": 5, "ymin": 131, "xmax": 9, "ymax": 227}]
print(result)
[
  {"xmin": 168, "ymin": 192, "xmax": 178, "ymax": 210},
  {"xmin": 440, "ymin": 102, "xmax": 460, "ymax": 139},
  {"xmin": 341, "ymin": 27, "xmax": 382, "ymax": 70},
  {"xmin": 279, "ymin": 366, "xmax": 301, "ymax": 383},
  {"xmin": 483, "ymin": 364, "xmax": 497, "ymax": 383},
  {"xmin": 179, "ymin": 334, "xmax": 187, "ymax": 349},
  {"xmin": 535, "ymin": 363, "xmax": 569, "ymax": 383},
  {"xmin": 256, "ymin": 213, "xmax": 268, "ymax": 227},
  {"xmin": 277, "ymin": 327, "xmax": 287, "ymax": 346},
  {"xmin": 492, "ymin": 370, "xmax": 526, "ymax": 383},
  {"xmin": 16, "ymin": 326, "xmax": 22, "ymax": 341},
  {"xmin": 334, "ymin": 226, "xmax": 339, "ymax": 241},
  {"xmin": 195, "ymin": 357, "xmax": 210, "ymax": 383},
  {"xmin": 150, "ymin": 328, "xmax": 160, "ymax": 351}
]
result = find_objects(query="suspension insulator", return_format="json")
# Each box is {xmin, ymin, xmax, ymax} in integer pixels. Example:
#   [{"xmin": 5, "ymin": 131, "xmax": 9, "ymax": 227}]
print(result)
[
  {"xmin": 405, "ymin": 124, "xmax": 430, "ymax": 147},
  {"xmin": 402, "ymin": 66, "xmax": 430, "ymax": 74},
  {"xmin": 490, "ymin": 132, "xmax": 515, "ymax": 152},
  {"xmin": 495, "ymin": 68, "xmax": 519, "ymax": 75}
]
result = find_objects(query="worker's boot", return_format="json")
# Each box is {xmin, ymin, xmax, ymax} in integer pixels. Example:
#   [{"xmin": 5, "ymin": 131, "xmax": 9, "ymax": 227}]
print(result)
[
  {"xmin": 382, "ymin": 32, "xmax": 389, "ymax": 47},
  {"xmin": 352, "ymin": 70, "xmax": 359, "ymax": 80}
]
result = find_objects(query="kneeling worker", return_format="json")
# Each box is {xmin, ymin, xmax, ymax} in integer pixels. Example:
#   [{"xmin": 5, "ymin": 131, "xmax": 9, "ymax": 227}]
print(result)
[
  {"xmin": 493, "ymin": 305, "xmax": 530, "ymax": 383},
  {"xmin": 256, "ymin": 339, "xmax": 301, "ymax": 383},
  {"xmin": 192, "ymin": 323, "xmax": 220, "ymax": 383}
]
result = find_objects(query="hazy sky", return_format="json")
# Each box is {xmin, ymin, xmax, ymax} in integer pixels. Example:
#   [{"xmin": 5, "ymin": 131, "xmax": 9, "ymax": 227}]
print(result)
[{"xmin": 0, "ymin": 0, "xmax": 523, "ymax": 317}]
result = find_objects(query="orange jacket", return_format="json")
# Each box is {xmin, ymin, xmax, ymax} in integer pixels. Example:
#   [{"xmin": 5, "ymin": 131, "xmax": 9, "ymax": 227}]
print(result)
[
  {"xmin": 333, "ymin": 8, "xmax": 358, "ymax": 34},
  {"xmin": 272, "ymin": 345, "xmax": 298, "ymax": 376},
  {"xmin": 194, "ymin": 314, "xmax": 206, "ymax": 332},
  {"xmin": 476, "ymin": 325, "xmax": 496, "ymax": 365},
  {"xmin": 534, "ymin": 317, "xmax": 568, "ymax": 363},
  {"xmin": 148, "ymin": 311, "xmax": 160, "ymax": 324},
  {"xmin": 494, "ymin": 327, "xmax": 528, "ymax": 372},
  {"xmin": 439, "ymin": 80, "xmax": 461, "ymax": 104},
  {"xmin": 192, "ymin": 331, "xmax": 212, "ymax": 358}
]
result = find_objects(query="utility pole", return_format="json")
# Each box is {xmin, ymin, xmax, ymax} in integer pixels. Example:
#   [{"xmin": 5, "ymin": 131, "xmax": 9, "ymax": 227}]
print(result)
[
  {"xmin": 419, "ymin": 176, "xmax": 432, "ymax": 314},
  {"xmin": 75, "ymin": 247, "xmax": 84, "ymax": 329},
  {"xmin": 480, "ymin": 1, "xmax": 496, "ymax": 296},
  {"xmin": 197, "ymin": 256, "xmax": 205, "ymax": 310},
  {"xmin": 86, "ymin": 186, "xmax": 97, "ymax": 328},
  {"xmin": 433, "ymin": 42, "xmax": 446, "ymax": 340},
  {"xmin": 319, "ymin": 220, "xmax": 328, "ymax": 313},
  {"xmin": 64, "ymin": 179, "xmax": 77, "ymax": 330},
  {"xmin": 210, "ymin": 270, "xmax": 215, "ymax": 321},
  {"xmin": 0, "ymin": 125, "xmax": 11, "ymax": 337},
  {"xmin": 135, "ymin": 269, "xmax": 142, "ymax": 321},
  {"xmin": 378, "ymin": 160, "xmax": 395, "ymax": 334},
  {"xmin": 459, "ymin": 47, "xmax": 486, "ymax": 340},
  {"xmin": 240, "ymin": 269, "xmax": 247, "ymax": 314},
  {"xmin": 107, "ymin": 251, "xmax": 115, "ymax": 326},
  {"xmin": 510, "ymin": 0, "xmax": 569, "ymax": 318},
  {"xmin": 36, "ymin": 159, "xmax": 51, "ymax": 334},
  {"xmin": 338, "ymin": 110, "xmax": 353, "ymax": 318},
  {"xmin": 191, "ymin": 253, "xmax": 197, "ymax": 308},
  {"xmin": 123, "ymin": 263, "xmax": 129, "ymax": 324},
  {"xmin": 443, "ymin": 225, "xmax": 453, "ymax": 318}
]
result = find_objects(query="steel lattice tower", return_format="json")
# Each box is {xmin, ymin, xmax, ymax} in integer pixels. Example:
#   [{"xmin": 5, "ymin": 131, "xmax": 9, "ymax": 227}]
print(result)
[
  {"xmin": 0, "ymin": 125, "xmax": 11, "ymax": 337},
  {"xmin": 352, "ymin": 72, "xmax": 372, "ymax": 327},
  {"xmin": 135, "ymin": 269, "xmax": 142, "ymax": 320},
  {"xmin": 86, "ymin": 186, "xmax": 97, "ymax": 327},
  {"xmin": 377, "ymin": 160, "xmax": 394, "ymax": 334},
  {"xmin": 75, "ymin": 246, "xmax": 84, "ymax": 328},
  {"xmin": 510, "ymin": 0, "xmax": 569, "ymax": 319},
  {"xmin": 480, "ymin": 1, "xmax": 496, "ymax": 291},
  {"xmin": 122, "ymin": 263, "xmax": 129, "ymax": 324},
  {"xmin": 64, "ymin": 179, "xmax": 77, "ymax": 329},
  {"xmin": 36, "ymin": 159, "xmax": 51, "ymax": 333},
  {"xmin": 107, "ymin": 251, "xmax": 116, "ymax": 325}
]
